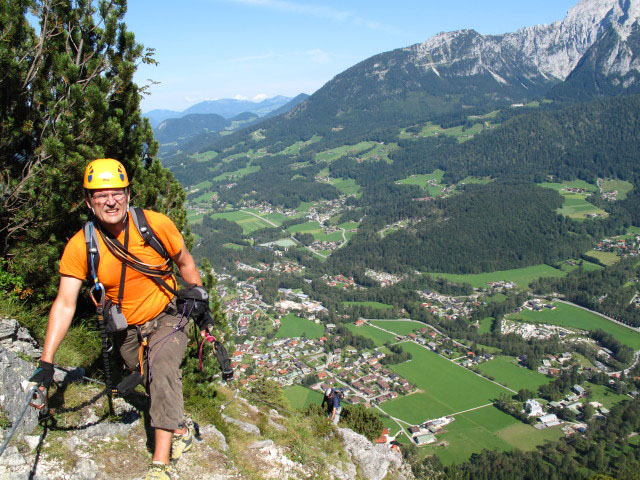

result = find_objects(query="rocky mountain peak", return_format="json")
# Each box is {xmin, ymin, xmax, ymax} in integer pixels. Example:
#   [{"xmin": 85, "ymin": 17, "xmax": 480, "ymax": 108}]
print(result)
[{"xmin": 406, "ymin": 0, "xmax": 640, "ymax": 84}]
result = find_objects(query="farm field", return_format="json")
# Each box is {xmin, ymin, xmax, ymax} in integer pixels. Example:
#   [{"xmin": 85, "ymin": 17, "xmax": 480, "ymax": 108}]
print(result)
[
  {"xmin": 345, "ymin": 323, "xmax": 397, "ymax": 347},
  {"xmin": 342, "ymin": 302, "xmax": 393, "ymax": 310},
  {"xmin": 509, "ymin": 302, "xmax": 640, "ymax": 350},
  {"xmin": 329, "ymin": 177, "xmax": 361, "ymax": 196},
  {"xmin": 427, "ymin": 264, "xmax": 567, "ymax": 289},
  {"xmin": 601, "ymin": 179, "xmax": 634, "ymax": 200},
  {"xmin": 397, "ymin": 170, "xmax": 446, "ymax": 196},
  {"xmin": 587, "ymin": 250, "xmax": 620, "ymax": 266},
  {"xmin": 398, "ymin": 122, "xmax": 487, "ymax": 142},
  {"xmin": 557, "ymin": 193, "xmax": 608, "ymax": 219},
  {"xmin": 380, "ymin": 342, "xmax": 510, "ymax": 424},
  {"xmin": 477, "ymin": 317, "xmax": 494, "ymax": 334},
  {"xmin": 212, "ymin": 164, "xmax": 261, "ymax": 181},
  {"xmin": 539, "ymin": 180, "xmax": 598, "ymax": 192},
  {"xmin": 475, "ymin": 356, "xmax": 552, "ymax": 392},
  {"xmin": 284, "ymin": 385, "xmax": 324, "ymax": 410},
  {"xmin": 357, "ymin": 142, "xmax": 398, "ymax": 164},
  {"xmin": 587, "ymin": 383, "xmax": 629, "ymax": 409},
  {"xmin": 286, "ymin": 221, "xmax": 323, "ymax": 237},
  {"xmin": 558, "ymin": 259, "xmax": 603, "ymax": 272},
  {"xmin": 210, "ymin": 210, "xmax": 274, "ymax": 234},
  {"xmin": 369, "ymin": 320, "xmax": 424, "ymax": 335},
  {"xmin": 276, "ymin": 313, "xmax": 325, "ymax": 339},
  {"xmin": 315, "ymin": 141, "xmax": 375, "ymax": 162},
  {"xmin": 420, "ymin": 406, "xmax": 562, "ymax": 465},
  {"xmin": 539, "ymin": 181, "xmax": 607, "ymax": 219}
]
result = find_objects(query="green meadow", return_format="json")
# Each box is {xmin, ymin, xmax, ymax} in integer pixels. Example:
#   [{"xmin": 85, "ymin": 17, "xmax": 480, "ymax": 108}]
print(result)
[
  {"xmin": 586, "ymin": 250, "xmax": 621, "ymax": 266},
  {"xmin": 284, "ymin": 385, "xmax": 324, "ymax": 410},
  {"xmin": 601, "ymin": 179, "xmax": 634, "ymax": 200},
  {"xmin": 369, "ymin": 320, "xmax": 424, "ymax": 335},
  {"xmin": 345, "ymin": 323, "xmax": 397, "ymax": 347},
  {"xmin": 210, "ymin": 210, "xmax": 273, "ymax": 234},
  {"xmin": 357, "ymin": 142, "xmax": 398, "ymax": 164},
  {"xmin": 427, "ymin": 264, "xmax": 567, "ymax": 289},
  {"xmin": 397, "ymin": 170, "xmax": 446, "ymax": 196},
  {"xmin": 477, "ymin": 317, "xmax": 494, "ymax": 334},
  {"xmin": 286, "ymin": 221, "xmax": 323, "ymax": 237},
  {"xmin": 509, "ymin": 302, "xmax": 640, "ymax": 350},
  {"xmin": 315, "ymin": 141, "xmax": 375, "ymax": 162},
  {"xmin": 420, "ymin": 406, "xmax": 563, "ymax": 465},
  {"xmin": 276, "ymin": 313, "xmax": 325, "ymax": 339},
  {"xmin": 399, "ymin": 122, "xmax": 488, "ymax": 142},
  {"xmin": 329, "ymin": 177, "xmax": 362, "ymax": 196},
  {"xmin": 475, "ymin": 356, "xmax": 552, "ymax": 392},
  {"xmin": 539, "ymin": 181, "xmax": 607, "ymax": 219},
  {"xmin": 380, "ymin": 342, "xmax": 510, "ymax": 424}
]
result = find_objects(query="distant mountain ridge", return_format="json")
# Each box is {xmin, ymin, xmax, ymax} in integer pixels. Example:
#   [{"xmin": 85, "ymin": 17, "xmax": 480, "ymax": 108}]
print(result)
[{"xmin": 145, "ymin": 95, "xmax": 301, "ymax": 128}]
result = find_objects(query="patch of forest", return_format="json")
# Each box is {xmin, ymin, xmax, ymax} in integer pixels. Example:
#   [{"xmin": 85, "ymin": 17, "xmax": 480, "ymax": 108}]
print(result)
[{"xmin": 329, "ymin": 183, "xmax": 594, "ymax": 274}]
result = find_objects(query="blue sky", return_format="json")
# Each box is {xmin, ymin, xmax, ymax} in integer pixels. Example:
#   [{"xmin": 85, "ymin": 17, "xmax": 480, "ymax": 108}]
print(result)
[{"xmin": 127, "ymin": 0, "xmax": 579, "ymax": 113}]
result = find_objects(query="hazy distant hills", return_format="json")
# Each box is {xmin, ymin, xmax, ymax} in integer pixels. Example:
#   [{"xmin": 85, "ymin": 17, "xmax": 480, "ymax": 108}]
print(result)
[
  {"xmin": 150, "ymin": 94, "xmax": 309, "ymax": 154},
  {"xmin": 145, "ymin": 95, "xmax": 305, "ymax": 129}
]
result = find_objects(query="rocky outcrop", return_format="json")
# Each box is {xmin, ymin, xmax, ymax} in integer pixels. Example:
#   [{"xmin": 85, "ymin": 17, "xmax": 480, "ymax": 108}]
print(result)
[
  {"xmin": 0, "ymin": 342, "xmax": 40, "ymax": 437},
  {"xmin": 339, "ymin": 427, "xmax": 413, "ymax": 480}
]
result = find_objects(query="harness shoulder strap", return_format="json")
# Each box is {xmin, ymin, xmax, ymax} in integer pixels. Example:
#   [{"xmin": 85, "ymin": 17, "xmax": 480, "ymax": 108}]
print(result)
[
  {"xmin": 129, "ymin": 207, "xmax": 170, "ymax": 259},
  {"xmin": 83, "ymin": 220, "xmax": 101, "ymax": 288}
]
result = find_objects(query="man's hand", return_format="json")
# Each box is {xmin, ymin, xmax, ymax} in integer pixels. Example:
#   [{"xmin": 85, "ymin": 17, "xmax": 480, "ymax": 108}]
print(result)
[{"xmin": 29, "ymin": 360, "xmax": 54, "ymax": 389}]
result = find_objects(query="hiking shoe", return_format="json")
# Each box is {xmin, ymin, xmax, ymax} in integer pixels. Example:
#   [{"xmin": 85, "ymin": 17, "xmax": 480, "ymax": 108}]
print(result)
[
  {"xmin": 171, "ymin": 426, "xmax": 194, "ymax": 461},
  {"xmin": 144, "ymin": 462, "xmax": 173, "ymax": 480}
]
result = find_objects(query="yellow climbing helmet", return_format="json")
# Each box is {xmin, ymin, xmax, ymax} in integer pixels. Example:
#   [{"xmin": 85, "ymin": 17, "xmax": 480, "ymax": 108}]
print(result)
[{"xmin": 83, "ymin": 158, "xmax": 129, "ymax": 189}]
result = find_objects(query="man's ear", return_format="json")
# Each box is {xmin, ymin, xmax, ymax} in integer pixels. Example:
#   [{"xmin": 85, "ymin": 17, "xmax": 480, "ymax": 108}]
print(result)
[{"xmin": 85, "ymin": 192, "xmax": 94, "ymax": 214}]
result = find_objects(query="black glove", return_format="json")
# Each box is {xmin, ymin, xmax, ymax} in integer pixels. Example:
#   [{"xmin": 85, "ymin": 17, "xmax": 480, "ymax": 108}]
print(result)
[
  {"xmin": 177, "ymin": 285, "xmax": 214, "ymax": 330},
  {"xmin": 29, "ymin": 360, "xmax": 54, "ymax": 388}
]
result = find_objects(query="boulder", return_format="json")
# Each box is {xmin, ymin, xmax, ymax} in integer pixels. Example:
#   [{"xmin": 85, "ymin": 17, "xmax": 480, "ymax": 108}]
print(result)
[
  {"xmin": 221, "ymin": 414, "xmax": 260, "ymax": 435},
  {"xmin": 0, "ymin": 344, "xmax": 39, "ymax": 436},
  {"xmin": 338, "ymin": 427, "xmax": 413, "ymax": 480}
]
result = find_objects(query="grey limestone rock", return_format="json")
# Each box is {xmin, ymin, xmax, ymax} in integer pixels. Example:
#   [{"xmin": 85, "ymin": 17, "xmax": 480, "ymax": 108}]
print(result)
[
  {"xmin": 326, "ymin": 460, "xmax": 357, "ymax": 480},
  {"xmin": 0, "ymin": 318, "xmax": 41, "ymax": 359},
  {"xmin": 221, "ymin": 413, "xmax": 260, "ymax": 435},
  {"xmin": 72, "ymin": 458, "xmax": 99, "ymax": 480},
  {"xmin": 338, "ymin": 427, "xmax": 413, "ymax": 480},
  {"xmin": 0, "ymin": 344, "xmax": 39, "ymax": 436},
  {"xmin": 199, "ymin": 424, "xmax": 229, "ymax": 452}
]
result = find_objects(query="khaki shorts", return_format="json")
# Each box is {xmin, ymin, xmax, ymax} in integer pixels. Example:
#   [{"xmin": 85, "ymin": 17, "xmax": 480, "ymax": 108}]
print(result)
[{"xmin": 114, "ymin": 298, "xmax": 189, "ymax": 430}]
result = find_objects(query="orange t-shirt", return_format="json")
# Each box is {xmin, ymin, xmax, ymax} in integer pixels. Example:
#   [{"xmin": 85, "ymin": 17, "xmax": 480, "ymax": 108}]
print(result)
[{"xmin": 60, "ymin": 210, "xmax": 184, "ymax": 326}]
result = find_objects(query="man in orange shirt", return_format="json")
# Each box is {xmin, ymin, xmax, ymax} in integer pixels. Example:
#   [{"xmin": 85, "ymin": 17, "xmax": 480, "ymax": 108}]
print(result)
[{"xmin": 29, "ymin": 159, "xmax": 208, "ymax": 480}]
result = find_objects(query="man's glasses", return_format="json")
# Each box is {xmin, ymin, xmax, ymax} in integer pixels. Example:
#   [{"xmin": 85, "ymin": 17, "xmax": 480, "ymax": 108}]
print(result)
[{"xmin": 92, "ymin": 191, "xmax": 126, "ymax": 204}]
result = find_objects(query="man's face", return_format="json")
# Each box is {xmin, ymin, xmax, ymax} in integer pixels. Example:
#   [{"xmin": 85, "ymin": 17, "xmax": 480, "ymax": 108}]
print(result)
[{"xmin": 86, "ymin": 188, "xmax": 129, "ymax": 229}]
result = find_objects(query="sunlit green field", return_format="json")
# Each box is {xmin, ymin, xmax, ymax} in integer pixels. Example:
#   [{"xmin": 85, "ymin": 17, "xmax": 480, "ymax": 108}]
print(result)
[
  {"xmin": 586, "ymin": 250, "xmax": 621, "ymax": 266},
  {"xmin": 315, "ymin": 141, "xmax": 375, "ymax": 162},
  {"xmin": 419, "ymin": 406, "xmax": 563, "ymax": 466},
  {"xmin": 210, "ymin": 210, "xmax": 273, "ymax": 234},
  {"xmin": 601, "ymin": 179, "xmax": 634, "ymax": 200},
  {"xmin": 475, "ymin": 356, "xmax": 552, "ymax": 391},
  {"xmin": 369, "ymin": 320, "xmax": 423, "ymax": 335},
  {"xmin": 427, "ymin": 264, "xmax": 567, "ymax": 289},
  {"xmin": 380, "ymin": 342, "xmax": 509, "ymax": 423},
  {"xmin": 276, "ymin": 313, "xmax": 325, "ymax": 339},
  {"xmin": 284, "ymin": 385, "xmax": 324, "ymax": 410},
  {"xmin": 345, "ymin": 323, "xmax": 397, "ymax": 347}
]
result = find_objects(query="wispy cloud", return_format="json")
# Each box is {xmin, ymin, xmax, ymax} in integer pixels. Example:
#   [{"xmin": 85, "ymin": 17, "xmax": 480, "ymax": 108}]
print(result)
[{"xmin": 225, "ymin": 0, "xmax": 398, "ymax": 33}]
